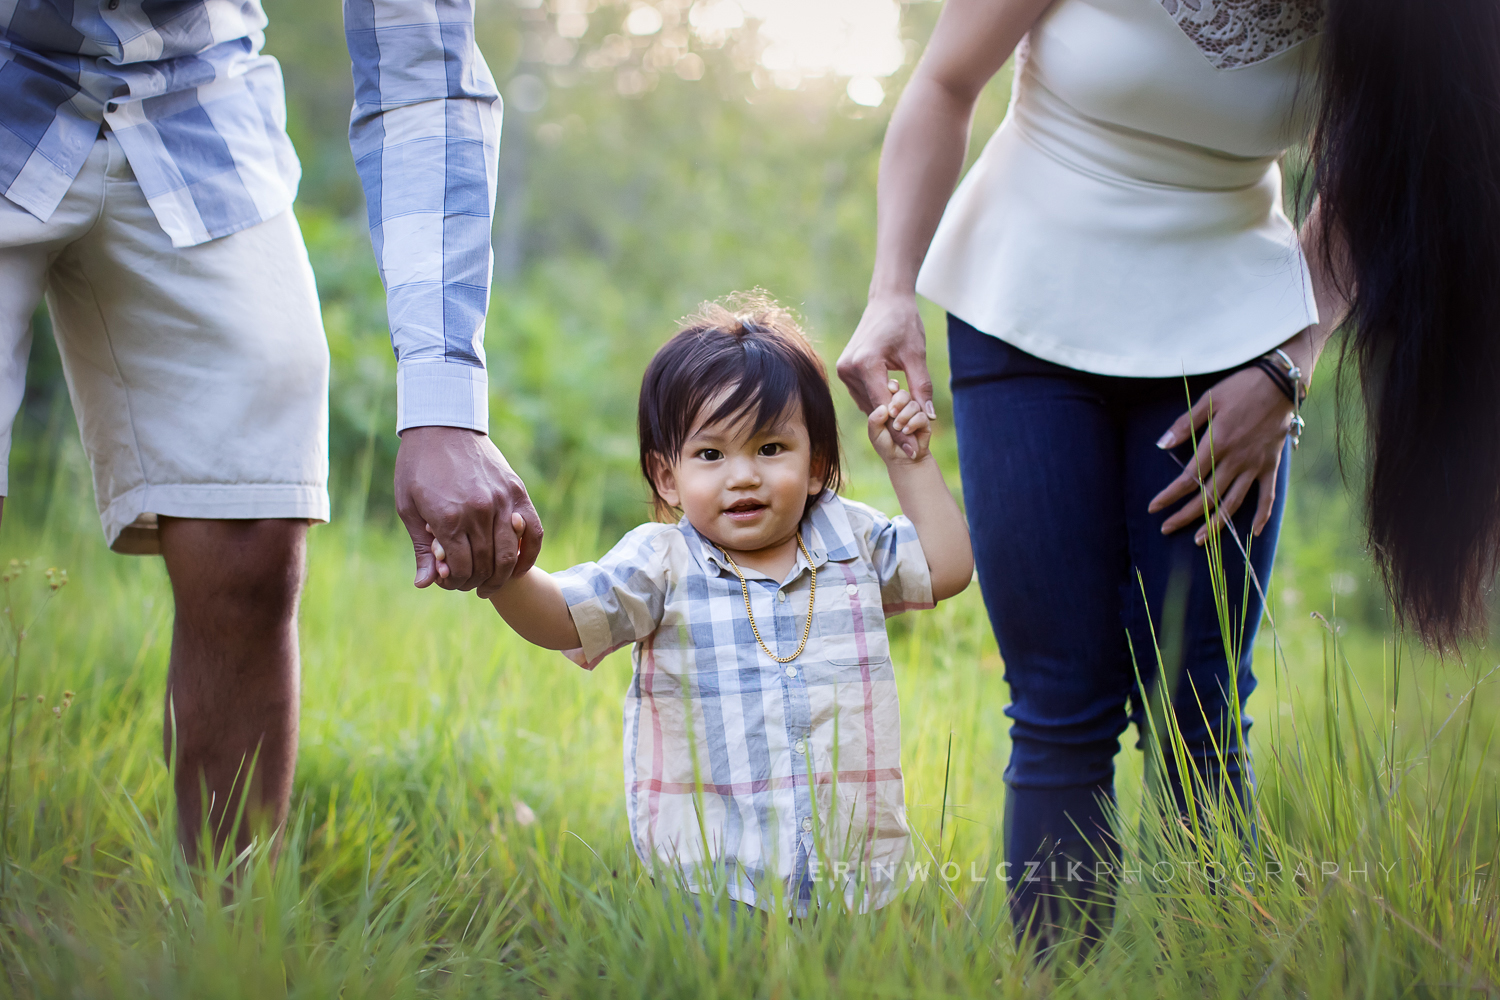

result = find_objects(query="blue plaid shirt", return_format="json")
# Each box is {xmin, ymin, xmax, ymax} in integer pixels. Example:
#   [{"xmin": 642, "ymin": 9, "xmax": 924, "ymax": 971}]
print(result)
[
  {"xmin": 0, "ymin": 0, "xmax": 500, "ymax": 433},
  {"xmin": 554, "ymin": 492, "xmax": 935, "ymax": 913}
]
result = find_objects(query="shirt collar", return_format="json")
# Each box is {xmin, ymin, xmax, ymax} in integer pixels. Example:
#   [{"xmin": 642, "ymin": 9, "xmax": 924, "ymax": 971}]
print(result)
[
  {"xmin": 677, "ymin": 491, "xmax": 859, "ymax": 580},
  {"xmin": 803, "ymin": 490, "xmax": 862, "ymax": 564}
]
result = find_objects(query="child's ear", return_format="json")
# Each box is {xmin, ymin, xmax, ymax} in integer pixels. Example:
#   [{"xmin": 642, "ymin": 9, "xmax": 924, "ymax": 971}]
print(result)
[
  {"xmin": 652, "ymin": 457, "xmax": 682, "ymax": 508},
  {"xmin": 807, "ymin": 456, "xmax": 828, "ymax": 497}
]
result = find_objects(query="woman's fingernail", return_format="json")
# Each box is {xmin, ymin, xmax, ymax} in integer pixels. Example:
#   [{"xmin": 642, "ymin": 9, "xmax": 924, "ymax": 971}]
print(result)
[
  {"xmin": 925, "ymin": 401, "xmax": 937, "ymax": 418},
  {"xmin": 1156, "ymin": 432, "xmax": 1175, "ymax": 449}
]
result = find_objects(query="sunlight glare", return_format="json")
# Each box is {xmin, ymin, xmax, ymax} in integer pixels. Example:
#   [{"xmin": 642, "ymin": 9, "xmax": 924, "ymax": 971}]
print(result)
[
  {"xmin": 743, "ymin": 0, "xmax": 905, "ymax": 81},
  {"xmin": 688, "ymin": 0, "xmax": 747, "ymax": 45}
]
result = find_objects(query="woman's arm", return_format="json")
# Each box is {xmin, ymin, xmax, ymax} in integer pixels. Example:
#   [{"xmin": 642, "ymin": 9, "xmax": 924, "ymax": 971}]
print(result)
[
  {"xmin": 837, "ymin": 0, "xmax": 1057, "ymax": 431},
  {"xmin": 1150, "ymin": 201, "xmax": 1354, "ymax": 540},
  {"xmin": 1280, "ymin": 200, "xmax": 1352, "ymax": 379},
  {"xmin": 868, "ymin": 383, "xmax": 975, "ymax": 601}
]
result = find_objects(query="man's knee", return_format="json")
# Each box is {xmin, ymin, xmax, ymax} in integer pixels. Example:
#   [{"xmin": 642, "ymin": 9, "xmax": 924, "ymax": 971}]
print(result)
[{"xmin": 160, "ymin": 517, "xmax": 307, "ymax": 623}]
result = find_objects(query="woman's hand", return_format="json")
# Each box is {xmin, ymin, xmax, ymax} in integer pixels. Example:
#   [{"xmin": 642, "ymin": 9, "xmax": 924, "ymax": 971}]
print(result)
[
  {"xmin": 1149, "ymin": 367, "xmax": 1295, "ymax": 544},
  {"xmin": 838, "ymin": 295, "xmax": 937, "ymax": 452}
]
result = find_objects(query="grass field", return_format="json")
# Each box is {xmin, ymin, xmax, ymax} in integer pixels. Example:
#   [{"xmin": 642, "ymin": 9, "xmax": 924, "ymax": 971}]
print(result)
[{"xmin": 0, "ymin": 442, "xmax": 1497, "ymax": 998}]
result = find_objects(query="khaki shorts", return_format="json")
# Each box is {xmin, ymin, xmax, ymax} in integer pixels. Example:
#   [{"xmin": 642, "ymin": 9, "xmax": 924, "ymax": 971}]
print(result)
[{"xmin": 0, "ymin": 131, "xmax": 330, "ymax": 554}]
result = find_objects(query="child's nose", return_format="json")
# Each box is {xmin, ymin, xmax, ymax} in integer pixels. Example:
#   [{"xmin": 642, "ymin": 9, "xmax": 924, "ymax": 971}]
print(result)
[{"xmin": 726, "ymin": 457, "xmax": 761, "ymax": 485}]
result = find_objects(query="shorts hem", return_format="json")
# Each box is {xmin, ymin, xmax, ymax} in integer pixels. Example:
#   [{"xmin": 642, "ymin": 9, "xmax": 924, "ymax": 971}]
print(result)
[{"xmin": 101, "ymin": 483, "xmax": 331, "ymax": 554}]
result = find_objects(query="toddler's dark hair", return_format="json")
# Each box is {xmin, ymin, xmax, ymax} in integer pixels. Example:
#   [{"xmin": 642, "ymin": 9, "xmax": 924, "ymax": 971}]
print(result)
[{"xmin": 638, "ymin": 293, "xmax": 842, "ymax": 522}]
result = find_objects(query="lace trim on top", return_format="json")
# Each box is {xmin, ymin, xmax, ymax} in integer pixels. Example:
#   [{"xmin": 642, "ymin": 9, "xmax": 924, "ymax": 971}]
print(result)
[{"xmin": 1158, "ymin": 0, "xmax": 1324, "ymax": 70}]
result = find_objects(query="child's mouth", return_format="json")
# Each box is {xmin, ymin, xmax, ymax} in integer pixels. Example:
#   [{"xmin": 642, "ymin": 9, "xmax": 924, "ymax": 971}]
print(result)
[{"xmin": 723, "ymin": 500, "xmax": 768, "ymax": 521}]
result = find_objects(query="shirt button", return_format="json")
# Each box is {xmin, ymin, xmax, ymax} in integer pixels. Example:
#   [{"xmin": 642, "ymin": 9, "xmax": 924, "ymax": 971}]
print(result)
[
  {"xmin": 801, "ymin": 817, "xmax": 813, "ymax": 833},
  {"xmin": 777, "ymin": 590, "xmax": 787, "ymax": 603},
  {"xmin": 845, "ymin": 583, "xmax": 859, "ymax": 595},
  {"xmin": 794, "ymin": 739, "xmax": 806, "ymax": 755},
  {"xmin": 107, "ymin": 0, "xmax": 119, "ymax": 8},
  {"xmin": 784, "ymin": 665, "xmax": 796, "ymax": 678}
]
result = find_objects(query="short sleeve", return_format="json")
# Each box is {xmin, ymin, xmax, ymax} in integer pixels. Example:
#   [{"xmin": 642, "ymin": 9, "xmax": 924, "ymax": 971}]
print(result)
[
  {"xmin": 552, "ymin": 524, "xmax": 672, "ymax": 669},
  {"xmin": 861, "ymin": 508, "xmax": 935, "ymax": 618}
]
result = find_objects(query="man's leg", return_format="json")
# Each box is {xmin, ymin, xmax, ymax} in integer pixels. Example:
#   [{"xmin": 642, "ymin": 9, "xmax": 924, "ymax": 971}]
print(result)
[
  {"xmin": 158, "ymin": 517, "xmax": 306, "ymax": 866},
  {"xmin": 33, "ymin": 133, "xmax": 326, "ymax": 861}
]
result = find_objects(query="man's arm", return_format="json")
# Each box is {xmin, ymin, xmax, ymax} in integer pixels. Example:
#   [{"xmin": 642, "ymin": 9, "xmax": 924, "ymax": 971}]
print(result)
[{"xmin": 345, "ymin": 0, "xmax": 542, "ymax": 596}]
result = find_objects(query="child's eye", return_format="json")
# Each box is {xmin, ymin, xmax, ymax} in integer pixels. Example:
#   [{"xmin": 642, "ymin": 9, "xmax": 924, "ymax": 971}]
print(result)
[
  {"xmin": 758, "ymin": 443, "xmax": 784, "ymax": 457},
  {"xmin": 696, "ymin": 448, "xmax": 723, "ymax": 461}
]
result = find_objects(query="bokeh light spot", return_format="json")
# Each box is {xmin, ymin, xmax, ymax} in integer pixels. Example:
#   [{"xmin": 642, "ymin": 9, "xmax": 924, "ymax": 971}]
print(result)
[{"xmin": 846, "ymin": 75, "xmax": 885, "ymax": 107}]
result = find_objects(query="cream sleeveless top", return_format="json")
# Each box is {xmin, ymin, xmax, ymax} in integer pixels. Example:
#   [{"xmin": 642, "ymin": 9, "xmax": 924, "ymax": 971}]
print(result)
[{"xmin": 916, "ymin": 0, "xmax": 1324, "ymax": 377}]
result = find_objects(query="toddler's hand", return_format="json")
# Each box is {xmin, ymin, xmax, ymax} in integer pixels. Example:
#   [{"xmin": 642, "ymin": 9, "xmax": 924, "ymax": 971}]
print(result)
[
  {"xmin": 867, "ymin": 379, "xmax": 932, "ymax": 463},
  {"xmin": 429, "ymin": 514, "xmax": 528, "ymax": 584}
]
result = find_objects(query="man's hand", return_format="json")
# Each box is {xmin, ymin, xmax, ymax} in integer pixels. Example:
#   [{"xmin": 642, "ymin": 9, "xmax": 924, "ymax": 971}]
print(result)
[
  {"xmin": 394, "ymin": 426, "xmax": 543, "ymax": 598},
  {"xmin": 837, "ymin": 294, "xmax": 937, "ymax": 453}
]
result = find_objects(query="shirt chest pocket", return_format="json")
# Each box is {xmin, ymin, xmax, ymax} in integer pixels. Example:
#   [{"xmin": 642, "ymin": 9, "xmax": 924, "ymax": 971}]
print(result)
[{"xmin": 815, "ymin": 570, "xmax": 890, "ymax": 667}]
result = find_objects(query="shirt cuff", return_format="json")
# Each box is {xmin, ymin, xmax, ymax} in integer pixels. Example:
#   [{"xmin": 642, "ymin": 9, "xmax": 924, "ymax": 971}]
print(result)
[
  {"xmin": 882, "ymin": 516, "xmax": 937, "ymax": 617},
  {"xmin": 557, "ymin": 590, "xmax": 628, "ymax": 670},
  {"xmin": 396, "ymin": 361, "xmax": 489, "ymax": 434}
]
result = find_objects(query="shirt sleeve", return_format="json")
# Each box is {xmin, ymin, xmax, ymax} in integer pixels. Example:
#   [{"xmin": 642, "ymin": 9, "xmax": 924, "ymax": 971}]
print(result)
[
  {"xmin": 863, "ymin": 508, "xmax": 935, "ymax": 618},
  {"xmin": 344, "ymin": 0, "xmax": 502, "ymax": 434},
  {"xmin": 551, "ymin": 525, "xmax": 672, "ymax": 670}
]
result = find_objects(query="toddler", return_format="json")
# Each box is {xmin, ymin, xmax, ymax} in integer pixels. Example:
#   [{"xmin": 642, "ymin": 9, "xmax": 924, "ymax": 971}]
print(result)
[{"xmin": 471, "ymin": 297, "xmax": 972, "ymax": 914}]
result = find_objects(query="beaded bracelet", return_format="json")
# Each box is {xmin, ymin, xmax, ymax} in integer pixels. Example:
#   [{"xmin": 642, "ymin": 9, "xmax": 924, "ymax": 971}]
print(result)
[{"xmin": 1252, "ymin": 349, "xmax": 1307, "ymax": 449}]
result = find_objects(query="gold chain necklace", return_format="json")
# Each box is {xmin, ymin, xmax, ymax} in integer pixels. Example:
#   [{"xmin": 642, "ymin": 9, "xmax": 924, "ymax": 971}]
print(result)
[{"xmin": 716, "ymin": 532, "xmax": 816, "ymax": 664}]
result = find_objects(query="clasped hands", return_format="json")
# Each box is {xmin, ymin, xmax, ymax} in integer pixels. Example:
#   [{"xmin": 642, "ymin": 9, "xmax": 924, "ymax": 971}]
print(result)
[
  {"xmin": 394, "ymin": 426, "xmax": 543, "ymax": 597},
  {"xmin": 868, "ymin": 378, "xmax": 934, "ymax": 463}
]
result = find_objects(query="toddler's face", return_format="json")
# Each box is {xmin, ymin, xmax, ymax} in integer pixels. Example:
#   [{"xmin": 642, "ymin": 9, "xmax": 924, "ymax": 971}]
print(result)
[{"xmin": 656, "ymin": 400, "xmax": 824, "ymax": 558}]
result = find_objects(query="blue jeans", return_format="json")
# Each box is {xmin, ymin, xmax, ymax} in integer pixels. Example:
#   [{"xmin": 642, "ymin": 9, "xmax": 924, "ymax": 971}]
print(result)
[{"xmin": 947, "ymin": 316, "xmax": 1287, "ymax": 938}]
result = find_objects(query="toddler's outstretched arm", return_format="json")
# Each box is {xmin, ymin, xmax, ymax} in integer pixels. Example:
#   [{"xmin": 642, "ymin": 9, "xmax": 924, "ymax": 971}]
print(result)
[
  {"xmin": 435, "ymin": 516, "xmax": 582, "ymax": 649},
  {"xmin": 867, "ymin": 380, "xmax": 975, "ymax": 601}
]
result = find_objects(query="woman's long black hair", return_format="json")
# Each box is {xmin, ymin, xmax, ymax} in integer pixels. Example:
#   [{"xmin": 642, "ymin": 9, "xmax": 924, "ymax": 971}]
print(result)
[{"xmin": 1313, "ymin": 0, "xmax": 1500, "ymax": 646}]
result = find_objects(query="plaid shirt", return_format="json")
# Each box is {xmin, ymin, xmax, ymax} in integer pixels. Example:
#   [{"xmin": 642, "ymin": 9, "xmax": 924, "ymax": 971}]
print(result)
[
  {"xmin": 554, "ymin": 492, "xmax": 935, "ymax": 913},
  {"xmin": 0, "ymin": 0, "xmax": 500, "ymax": 433}
]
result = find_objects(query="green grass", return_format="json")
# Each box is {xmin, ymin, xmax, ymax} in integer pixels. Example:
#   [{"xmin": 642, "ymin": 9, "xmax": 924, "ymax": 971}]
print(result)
[{"xmin": 0, "ymin": 462, "xmax": 1497, "ymax": 998}]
